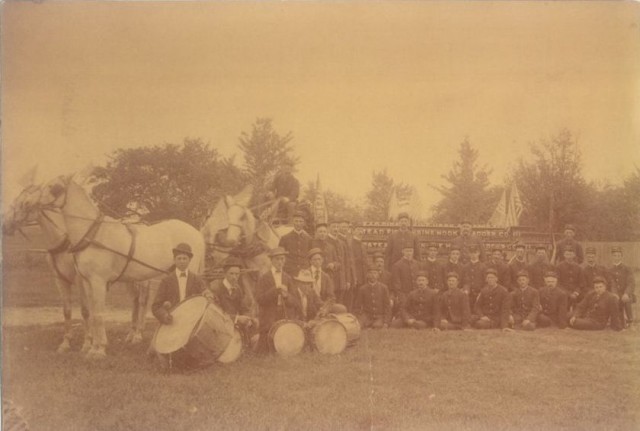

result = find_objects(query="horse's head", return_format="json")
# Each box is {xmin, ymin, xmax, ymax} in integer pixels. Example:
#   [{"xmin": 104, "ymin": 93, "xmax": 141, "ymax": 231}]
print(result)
[
  {"xmin": 201, "ymin": 185, "xmax": 256, "ymax": 248},
  {"xmin": 39, "ymin": 175, "xmax": 71, "ymax": 210},
  {"xmin": 224, "ymin": 195, "xmax": 255, "ymax": 247},
  {"xmin": 2, "ymin": 184, "xmax": 43, "ymax": 236}
]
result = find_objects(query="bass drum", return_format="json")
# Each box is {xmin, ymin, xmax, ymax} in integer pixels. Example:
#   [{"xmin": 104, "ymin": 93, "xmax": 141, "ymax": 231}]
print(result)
[
  {"xmin": 152, "ymin": 296, "xmax": 235, "ymax": 367},
  {"xmin": 329, "ymin": 313, "xmax": 361, "ymax": 346},
  {"xmin": 217, "ymin": 328, "xmax": 243, "ymax": 364},
  {"xmin": 308, "ymin": 318, "xmax": 347, "ymax": 355},
  {"xmin": 268, "ymin": 320, "xmax": 306, "ymax": 357}
]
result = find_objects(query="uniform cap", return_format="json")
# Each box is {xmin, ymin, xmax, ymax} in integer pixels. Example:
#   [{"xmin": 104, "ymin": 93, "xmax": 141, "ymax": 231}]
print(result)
[
  {"xmin": 292, "ymin": 211, "xmax": 306, "ymax": 220},
  {"xmin": 446, "ymin": 271, "xmax": 459, "ymax": 280},
  {"xmin": 515, "ymin": 242, "xmax": 526, "ymax": 249},
  {"xmin": 397, "ymin": 212, "xmax": 410, "ymax": 221},
  {"xmin": 449, "ymin": 245, "xmax": 461, "ymax": 252},
  {"xmin": 172, "ymin": 243, "xmax": 193, "ymax": 258},
  {"xmin": 367, "ymin": 265, "xmax": 380, "ymax": 273},
  {"xmin": 593, "ymin": 276, "xmax": 608, "ymax": 285},
  {"xmin": 564, "ymin": 224, "xmax": 576, "ymax": 232},
  {"xmin": 611, "ymin": 246, "xmax": 623, "ymax": 254},
  {"xmin": 315, "ymin": 222, "xmax": 328, "ymax": 229},
  {"xmin": 516, "ymin": 270, "xmax": 530, "ymax": 279},
  {"xmin": 563, "ymin": 245, "xmax": 576, "ymax": 253},
  {"xmin": 468, "ymin": 245, "xmax": 480, "ymax": 253},
  {"xmin": 372, "ymin": 252, "xmax": 385, "ymax": 261},
  {"xmin": 544, "ymin": 270, "xmax": 558, "ymax": 279},
  {"xmin": 426, "ymin": 243, "xmax": 439, "ymax": 250},
  {"xmin": 585, "ymin": 246, "xmax": 597, "ymax": 254},
  {"xmin": 535, "ymin": 245, "xmax": 548, "ymax": 251},
  {"xmin": 485, "ymin": 268, "xmax": 498, "ymax": 277},
  {"xmin": 415, "ymin": 271, "xmax": 429, "ymax": 279}
]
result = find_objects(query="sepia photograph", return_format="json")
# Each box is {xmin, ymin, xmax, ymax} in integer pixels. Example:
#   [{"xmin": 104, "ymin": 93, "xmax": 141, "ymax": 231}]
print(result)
[{"xmin": 2, "ymin": 1, "xmax": 639, "ymax": 430}]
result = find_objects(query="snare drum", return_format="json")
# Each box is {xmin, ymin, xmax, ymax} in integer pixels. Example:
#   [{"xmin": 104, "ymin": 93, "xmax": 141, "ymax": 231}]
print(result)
[
  {"xmin": 268, "ymin": 320, "xmax": 306, "ymax": 357},
  {"xmin": 152, "ymin": 296, "xmax": 235, "ymax": 367},
  {"xmin": 329, "ymin": 313, "xmax": 361, "ymax": 346},
  {"xmin": 308, "ymin": 318, "xmax": 348, "ymax": 355},
  {"xmin": 217, "ymin": 328, "xmax": 243, "ymax": 364}
]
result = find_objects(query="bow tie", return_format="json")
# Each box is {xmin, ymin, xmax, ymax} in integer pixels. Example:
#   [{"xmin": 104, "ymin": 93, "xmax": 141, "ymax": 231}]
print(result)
[{"xmin": 180, "ymin": 272, "xmax": 187, "ymax": 278}]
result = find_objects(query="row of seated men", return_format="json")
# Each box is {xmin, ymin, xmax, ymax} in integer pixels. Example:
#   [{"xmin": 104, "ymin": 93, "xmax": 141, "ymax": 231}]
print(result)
[{"xmin": 383, "ymin": 243, "xmax": 635, "ymax": 328}]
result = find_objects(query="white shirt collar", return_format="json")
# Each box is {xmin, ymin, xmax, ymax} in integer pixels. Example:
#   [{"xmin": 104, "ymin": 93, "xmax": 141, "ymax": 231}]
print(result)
[{"xmin": 175, "ymin": 268, "xmax": 189, "ymax": 278}]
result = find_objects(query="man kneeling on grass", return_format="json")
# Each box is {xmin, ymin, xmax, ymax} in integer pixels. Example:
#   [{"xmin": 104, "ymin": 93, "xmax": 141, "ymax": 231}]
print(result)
[
  {"xmin": 537, "ymin": 271, "xmax": 569, "ymax": 329},
  {"xmin": 391, "ymin": 271, "xmax": 440, "ymax": 331},
  {"xmin": 570, "ymin": 276, "xmax": 623, "ymax": 331},
  {"xmin": 471, "ymin": 268, "xmax": 512, "ymax": 331},
  {"xmin": 439, "ymin": 272, "xmax": 470, "ymax": 330},
  {"xmin": 354, "ymin": 265, "xmax": 391, "ymax": 329},
  {"xmin": 509, "ymin": 270, "xmax": 541, "ymax": 331}
]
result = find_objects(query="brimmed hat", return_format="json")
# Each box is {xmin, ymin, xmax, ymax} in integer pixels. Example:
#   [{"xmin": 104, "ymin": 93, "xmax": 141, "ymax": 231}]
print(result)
[
  {"xmin": 269, "ymin": 247, "xmax": 289, "ymax": 258},
  {"xmin": 308, "ymin": 248, "xmax": 324, "ymax": 259},
  {"xmin": 172, "ymin": 243, "xmax": 193, "ymax": 258},
  {"xmin": 223, "ymin": 257, "xmax": 243, "ymax": 269},
  {"xmin": 485, "ymin": 268, "xmax": 498, "ymax": 277},
  {"xmin": 294, "ymin": 269, "xmax": 314, "ymax": 283}
]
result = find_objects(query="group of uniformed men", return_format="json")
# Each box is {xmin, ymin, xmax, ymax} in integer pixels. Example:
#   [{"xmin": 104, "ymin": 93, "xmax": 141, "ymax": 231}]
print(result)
[{"xmin": 152, "ymin": 212, "xmax": 635, "ymax": 357}]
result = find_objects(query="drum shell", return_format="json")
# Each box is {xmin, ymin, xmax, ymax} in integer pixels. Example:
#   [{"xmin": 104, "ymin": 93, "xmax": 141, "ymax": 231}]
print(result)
[
  {"xmin": 329, "ymin": 313, "xmax": 361, "ymax": 346},
  {"xmin": 308, "ymin": 318, "xmax": 347, "ymax": 355},
  {"xmin": 218, "ymin": 328, "xmax": 243, "ymax": 364},
  {"xmin": 268, "ymin": 320, "xmax": 306, "ymax": 357},
  {"xmin": 184, "ymin": 302, "xmax": 235, "ymax": 362}
]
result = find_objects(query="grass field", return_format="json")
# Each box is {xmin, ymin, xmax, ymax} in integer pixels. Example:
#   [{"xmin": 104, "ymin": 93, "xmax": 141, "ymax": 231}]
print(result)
[{"xmin": 2, "ymin": 257, "xmax": 640, "ymax": 430}]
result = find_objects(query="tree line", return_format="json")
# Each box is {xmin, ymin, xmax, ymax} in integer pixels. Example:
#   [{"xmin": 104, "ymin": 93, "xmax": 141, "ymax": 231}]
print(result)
[{"xmin": 89, "ymin": 119, "xmax": 640, "ymax": 241}]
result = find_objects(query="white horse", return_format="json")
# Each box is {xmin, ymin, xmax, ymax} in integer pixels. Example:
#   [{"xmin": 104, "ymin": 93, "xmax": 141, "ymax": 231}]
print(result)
[
  {"xmin": 37, "ymin": 175, "xmax": 205, "ymax": 359},
  {"xmin": 3, "ymin": 185, "xmax": 91, "ymax": 353}
]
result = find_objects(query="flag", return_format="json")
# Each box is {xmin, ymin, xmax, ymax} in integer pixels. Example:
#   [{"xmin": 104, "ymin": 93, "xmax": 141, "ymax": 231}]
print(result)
[
  {"xmin": 314, "ymin": 174, "xmax": 328, "ymax": 226},
  {"xmin": 489, "ymin": 188, "xmax": 508, "ymax": 227},
  {"xmin": 506, "ymin": 183, "xmax": 523, "ymax": 226}
]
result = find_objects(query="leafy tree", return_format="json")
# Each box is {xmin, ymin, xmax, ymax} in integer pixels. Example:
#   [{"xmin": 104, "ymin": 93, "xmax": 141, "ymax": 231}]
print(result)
[
  {"xmin": 238, "ymin": 118, "xmax": 299, "ymax": 207},
  {"xmin": 431, "ymin": 138, "xmax": 500, "ymax": 224},
  {"xmin": 91, "ymin": 139, "xmax": 243, "ymax": 227},
  {"xmin": 364, "ymin": 169, "xmax": 412, "ymax": 221},
  {"xmin": 513, "ymin": 129, "xmax": 590, "ymax": 233}
]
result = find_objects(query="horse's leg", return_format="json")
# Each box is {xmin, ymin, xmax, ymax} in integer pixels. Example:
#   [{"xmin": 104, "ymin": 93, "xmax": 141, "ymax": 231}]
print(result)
[
  {"xmin": 125, "ymin": 282, "xmax": 138, "ymax": 344},
  {"xmin": 86, "ymin": 277, "xmax": 108, "ymax": 359},
  {"xmin": 132, "ymin": 281, "xmax": 149, "ymax": 345},
  {"xmin": 55, "ymin": 276, "xmax": 73, "ymax": 353},
  {"xmin": 78, "ymin": 275, "xmax": 92, "ymax": 353}
]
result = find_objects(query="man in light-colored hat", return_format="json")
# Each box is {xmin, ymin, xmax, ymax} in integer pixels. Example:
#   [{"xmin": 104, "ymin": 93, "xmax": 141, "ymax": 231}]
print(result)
[
  {"xmin": 570, "ymin": 276, "xmax": 623, "ymax": 331},
  {"xmin": 609, "ymin": 246, "xmax": 635, "ymax": 327},
  {"xmin": 255, "ymin": 247, "xmax": 303, "ymax": 353},
  {"xmin": 509, "ymin": 270, "xmax": 540, "ymax": 331},
  {"xmin": 385, "ymin": 212, "xmax": 421, "ymax": 271},
  {"xmin": 293, "ymin": 268, "xmax": 323, "ymax": 322},
  {"xmin": 152, "ymin": 243, "xmax": 207, "ymax": 324},
  {"xmin": 537, "ymin": 271, "xmax": 569, "ymax": 329}
]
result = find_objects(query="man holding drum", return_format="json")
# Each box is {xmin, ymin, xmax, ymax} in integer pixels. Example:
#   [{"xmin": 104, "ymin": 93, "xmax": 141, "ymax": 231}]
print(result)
[
  {"xmin": 255, "ymin": 247, "xmax": 304, "ymax": 354},
  {"xmin": 152, "ymin": 243, "xmax": 208, "ymax": 325},
  {"xmin": 210, "ymin": 257, "xmax": 256, "ymax": 334}
]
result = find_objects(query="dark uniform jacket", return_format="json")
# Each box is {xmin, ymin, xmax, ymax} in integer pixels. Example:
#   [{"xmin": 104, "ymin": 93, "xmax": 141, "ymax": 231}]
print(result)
[
  {"xmin": 508, "ymin": 258, "xmax": 529, "ymax": 290},
  {"xmin": 385, "ymin": 229, "xmax": 421, "ymax": 270},
  {"xmin": 451, "ymin": 234, "xmax": 486, "ymax": 263},
  {"xmin": 581, "ymin": 263, "xmax": 610, "ymax": 293},
  {"xmin": 510, "ymin": 286, "xmax": 541, "ymax": 322},
  {"xmin": 528, "ymin": 261, "xmax": 554, "ymax": 290},
  {"xmin": 350, "ymin": 237, "xmax": 368, "ymax": 287},
  {"xmin": 309, "ymin": 266, "xmax": 337, "ymax": 304},
  {"xmin": 338, "ymin": 233, "xmax": 357, "ymax": 287},
  {"xmin": 312, "ymin": 238, "xmax": 339, "ymax": 279},
  {"xmin": 210, "ymin": 279, "xmax": 254, "ymax": 321},
  {"xmin": 378, "ymin": 268, "xmax": 392, "ymax": 288},
  {"xmin": 399, "ymin": 287, "xmax": 441, "ymax": 326},
  {"xmin": 609, "ymin": 263, "xmax": 636, "ymax": 300},
  {"xmin": 354, "ymin": 282, "xmax": 391, "ymax": 324},
  {"xmin": 573, "ymin": 290, "xmax": 622, "ymax": 330},
  {"xmin": 256, "ymin": 270, "xmax": 303, "ymax": 333},
  {"xmin": 557, "ymin": 260, "xmax": 583, "ymax": 297},
  {"xmin": 439, "ymin": 288, "xmax": 471, "ymax": 328},
  {"xmin": 272, "ymin": 172, "xmax": 300, "ymax": 201},
  {"xmin": 555, "ymin": 238, "xmax": 584, "ymax": 264},
  {"xmin": 423, "ymin": 258, "xmax": 445, "ymax": 292},
  {"xmin": 462, "ymin": 260, "xmax": 487, "ymax": 299},
  {"xmin": 279, "ymin": 229, "xmax": 312, "ymax": 276},
  {"xmin": 152, "ymin": 271, "xmax": 206, "ymax": 322},
  {"xmin": 538, "ymin": 286, "xmax": 569, "ymax": 328},
  {"xmin": 327, "ymin": 235, "xmax": 347, "ymax": 291},
  {"xmin": 474, "ymin": 284, "xmax": 511, "ymax": 329},
  {"xmin": 486, "ymin": 259, "xmax": 512, "ymax": 289},
  {"xmin": 444, "ymin": 260, "xmax": 465, "ymax": 285},
  {"xmin": 391, "ymin": 258, "xmax": 421, "ymax": 298}
]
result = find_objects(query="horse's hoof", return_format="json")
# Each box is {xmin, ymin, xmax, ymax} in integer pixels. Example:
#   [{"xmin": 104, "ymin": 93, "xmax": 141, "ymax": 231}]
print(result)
[
  {"xmin": 56, "ymin": 342, "xmax": 71, "ymax": 354},
  {"xmin": 85, "ymin": 348, "xmax": 107, "ymax": 360}
]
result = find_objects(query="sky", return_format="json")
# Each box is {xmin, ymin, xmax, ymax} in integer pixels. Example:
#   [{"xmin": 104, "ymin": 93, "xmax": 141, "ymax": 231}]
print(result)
[{"xmin": 2, "ymin": 1, "xmax": 639, "ymax": 215}]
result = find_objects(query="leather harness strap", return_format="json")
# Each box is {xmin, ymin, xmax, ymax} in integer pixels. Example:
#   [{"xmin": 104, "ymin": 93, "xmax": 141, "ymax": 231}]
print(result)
[
  {"xmin": 68, "ymin": 213, "xmax": 105, "ymax": 253},
  {"xmin": 47, "ymin": 237, "xmax": 75, "ymax": 285},
  {"xmin": 111, "ymin": 224, "xmax": 137, "ymax": 284}
]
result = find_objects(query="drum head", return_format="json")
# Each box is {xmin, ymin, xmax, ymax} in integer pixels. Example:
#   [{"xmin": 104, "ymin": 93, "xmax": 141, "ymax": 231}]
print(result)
[
  {"xmin": 218, "ymin": 329, "xmax": 243, "ymax": 364},
  {"xmin": 313, "ymin": 320, "xmax": 347, "ymax": 355},
  {"xmin": 153, "ymin": 296, "xmax": 209, "ymax": 354},
  {"xmin": 270, "ymin": 321, "xmax": 305, "ymax": 357}
]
